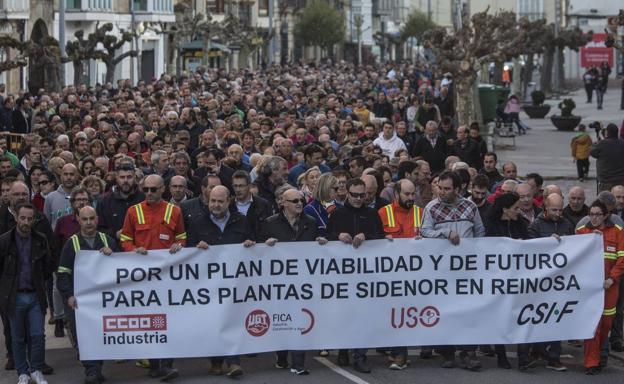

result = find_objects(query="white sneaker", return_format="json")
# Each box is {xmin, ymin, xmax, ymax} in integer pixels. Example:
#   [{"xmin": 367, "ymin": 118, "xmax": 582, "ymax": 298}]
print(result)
[
  {"xmin": 17, "ymin": 374, "xmax": 30, "ymax": 384},
  {"xmin": 30, "ymin": 370, "xmax": 48, "ymax": 384}
]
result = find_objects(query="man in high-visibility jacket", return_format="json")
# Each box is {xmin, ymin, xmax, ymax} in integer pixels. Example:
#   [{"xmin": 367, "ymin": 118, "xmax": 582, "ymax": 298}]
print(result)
[
  {"xmin": 119, "ymin": 174, "xmax": 186, "ymax": 381},
  {"xmin": 577, "ymin": 200, "xmax": 624, "ymax": 375},
  {"xmin": 57, "ymin": 206, "xmax": 118, "ymax": 384},
  {"xmin": 379, "ymin": 179, "xmax": 424, "ymax": 239},
  {"xmin": 377, "ymin": 179, "xmax": 424, "ymax": 370}
]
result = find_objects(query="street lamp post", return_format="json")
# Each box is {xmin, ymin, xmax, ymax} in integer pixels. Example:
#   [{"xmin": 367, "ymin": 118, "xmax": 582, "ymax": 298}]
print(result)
[
  {"xmin": 268, "ymin": 0, "xmax": 274, "ymax": 66},
  {"xmin": 59, "ymin": 0, "xmax": 66, "ymax": 86}
]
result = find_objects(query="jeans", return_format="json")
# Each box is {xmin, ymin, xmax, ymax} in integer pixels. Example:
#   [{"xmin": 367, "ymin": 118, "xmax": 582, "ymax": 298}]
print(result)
[
  {"xmin": 66, "ymin": 305, "xmax": 102, "ymax": 377},
  {"xmin": 9, "ymin": 292, "xmax": 45, "ymax": 376},
  {"xmin": 585, "ymin": 84, "xmax": 593, "ymax": 102},
  {"xmin": 596, "ymin": 88, "xmax": 604, "ymax": 109},
  {"xmin": 508, "ymin": 112, "xmax": 526, "ymax": 135}
]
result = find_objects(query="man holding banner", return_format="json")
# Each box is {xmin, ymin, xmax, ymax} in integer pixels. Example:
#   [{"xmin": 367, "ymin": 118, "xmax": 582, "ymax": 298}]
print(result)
[
  {"xmin": 119, "ymin": 174, "xmax": 186, "ymax": 381},
  {"xmin": 421, "ymin": 171, "xmax": 485, "ymax": 371},
  {"xmin": 57, "ymin": 206, "xmax": 118, "ymax": 384},
  {"xmin": 185, "ymin": 185, "xmax": 255, "ymax": 378},
  {"xmin": 326, "ymin": 178, "xmax": 385, "ymax": 373},
  {"xmin": 525, "ymin": 193, "xmax": 575, "ymax": 372},
  {"xmin": 378, "ymin": 179, "xmax": 424, "ymax": 370},
  {"xmin": 262, "ymin": 187, "xmax": 329, "ymax": 375}
]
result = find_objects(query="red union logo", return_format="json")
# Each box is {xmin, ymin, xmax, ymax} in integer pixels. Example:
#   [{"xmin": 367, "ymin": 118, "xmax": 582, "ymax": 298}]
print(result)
[
  {"xmin": 103, "ymin": 314, "xmax": 167, "ymax": 332},
  {"xmin": 245, "ymin": 309, "xmax": 270, "ymax": 337},
  {"xmin": 419, "ymin": 306, "xmax": 440, "ymax": 327}
]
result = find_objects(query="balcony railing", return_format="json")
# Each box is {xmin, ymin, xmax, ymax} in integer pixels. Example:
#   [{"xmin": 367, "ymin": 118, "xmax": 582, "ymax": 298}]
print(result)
[
  {"xmin": 133, "ymin": 0, "xmax": 173, "ymax": 13},
  {"xmin": 66, "ymin": 0, "xmax": 113, "ymax": 12},
  {"xmin": 0, "ymin": 0, "xmax": 30, "ymax": 16}
]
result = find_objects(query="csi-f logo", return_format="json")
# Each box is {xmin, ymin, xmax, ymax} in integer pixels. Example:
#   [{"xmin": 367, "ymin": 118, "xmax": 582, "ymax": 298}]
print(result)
[
  {"xmin": 391, "ymin": 306, "xmax": 440, "ymax": 328},
  {"xmin": 245, "ymin": 310, "xmax": 270, "ymax": 337},
  {"xmin": 517, "ymin": 301, "xmax": 577, "ymax": 325},
  {"xmin": 103, "ymin": 314, "xmax": 167, "ymax": 332}
]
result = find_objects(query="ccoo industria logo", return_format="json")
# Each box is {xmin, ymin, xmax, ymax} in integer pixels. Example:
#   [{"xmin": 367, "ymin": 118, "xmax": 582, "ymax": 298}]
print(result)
[{"xmin": 102, "ymin": 314, "xmax": 168, "ymax": 345}]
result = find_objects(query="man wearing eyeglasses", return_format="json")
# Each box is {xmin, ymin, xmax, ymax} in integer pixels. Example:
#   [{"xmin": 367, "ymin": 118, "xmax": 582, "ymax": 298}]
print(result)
[
  {"xmin": 119, "ymin": 174, "xmax": 186, "ymax": 381},
  {"xmin": 326, "ymin": 178, "xmax": 385, "ymax": 373},
  {"xmin": 261, "ymin": 187, "xmax": 328, "ymax": 375}
]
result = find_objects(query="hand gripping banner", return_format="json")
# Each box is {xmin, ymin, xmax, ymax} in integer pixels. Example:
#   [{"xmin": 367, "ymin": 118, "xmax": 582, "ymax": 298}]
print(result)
[{"xmin": 74, "ymin": 235, "xmax": 605, "ymax": 360}]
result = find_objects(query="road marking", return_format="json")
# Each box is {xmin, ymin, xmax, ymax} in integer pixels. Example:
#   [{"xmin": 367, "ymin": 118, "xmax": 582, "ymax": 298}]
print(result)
[{"xmin": 314, "ymin": 357, "xmax": 373, "ymax": 384}]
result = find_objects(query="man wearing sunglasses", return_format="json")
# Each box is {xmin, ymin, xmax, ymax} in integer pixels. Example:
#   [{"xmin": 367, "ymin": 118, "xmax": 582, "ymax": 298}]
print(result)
[
  {"xmin": 326, "ymin": 178, "xmax": 385, "ymax": 373},
  {"xmin": 119, "ymin": 174, "xmax": 187, "ymax": 381},
  {"xmin": 261, "ymin": 187, "xmax": 328, "ymax": 375}
]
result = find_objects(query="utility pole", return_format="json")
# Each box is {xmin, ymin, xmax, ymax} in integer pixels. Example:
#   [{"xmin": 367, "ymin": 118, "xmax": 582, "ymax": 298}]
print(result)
[
  {"xmin": 59, "ymin": 0, "xmax": 66, "ymax": 86},
  {"xmin": 553, "ymin": 0, "xmax": 562, "ymax": 97},
  {"xmin": 268, "ymin": 0, "xmax": 274, "ymax": 66},
  {"xmin": 355, "ymin": 14, "xmax": 363, "ymax": 65}
]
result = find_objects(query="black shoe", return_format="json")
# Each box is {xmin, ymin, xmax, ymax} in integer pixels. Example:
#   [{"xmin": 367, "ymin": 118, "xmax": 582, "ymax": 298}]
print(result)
[
  {"xmin": 353, "ymin": 359, "xmax": 371, "ymax": 373},
  {"xmin": 41, "ymin": 363, "xmax": 54, "ymax": 375},
  {"xmin": 4, "ymin": 356, "xmax": 14, "ymax": 370},
  {"xmin": 337, "ymin": 350, "xmax": 349, "ymax": 366},
  {"xmin": 585, "ymin": 366, "xmax": 601, "ymax": 375},
  {"xmin": 55, "ymin": 319, "xmax": 65, "ymax": 337},
  {"xmin": 148, "ymin": 367, "xmax": 179, "ymax": 381},
  {"xmin": 611, "ymin": 342, "xmax": 624, "ymax": 352},
  {"xmin": 497, "ymin": 355, "xmax": 511, "ymax": 369},
  {"xmin": 84, "ymin": 374, "xmax": 102, "ymax": 384}
]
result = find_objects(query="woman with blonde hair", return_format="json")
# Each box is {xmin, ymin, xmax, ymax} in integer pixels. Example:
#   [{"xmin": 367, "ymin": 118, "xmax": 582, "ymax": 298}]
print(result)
[
  {"xmin": 304, "ymin": 173, "xmax": 338, "ymax": 237},
  {"xmin": 300, "ymin": 166, "xmax": 321, "ymax": 202}
]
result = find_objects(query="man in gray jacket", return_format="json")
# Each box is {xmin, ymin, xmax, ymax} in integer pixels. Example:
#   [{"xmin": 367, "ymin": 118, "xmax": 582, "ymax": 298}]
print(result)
[
  {"xmin": 43, "ymin": 163, "xmax": 79, "ymax": 230},
  {"xmin": 421, "ymin": 171, "xmax": 485, "ymax": 371}
]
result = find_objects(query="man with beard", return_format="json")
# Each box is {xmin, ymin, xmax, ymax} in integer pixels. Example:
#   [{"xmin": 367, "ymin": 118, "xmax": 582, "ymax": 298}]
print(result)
[
  {"xmin": 378, "ymin": 179, "xmax": 424, "ymax": 370},
  {"xmin": 96, "ymin": 165, "xmax": 145, "ymax": 241},
  {"xmin": 421, "ymin": 171, "xmax": 485, "ymax": 371},
  {"xmin": 469, "ymin": 174, "xmax": 491, "ymax": 227},
  {"xmin": 327, "ymin": 178, "xmax": 385, "ymax": 373},
  {"xmin": 254, "ymin": 156, "xmax": 288, "ymax": 213},
  {"xmin": 479, "ymin": 152, "xmax": 504, "ymax": 191}
]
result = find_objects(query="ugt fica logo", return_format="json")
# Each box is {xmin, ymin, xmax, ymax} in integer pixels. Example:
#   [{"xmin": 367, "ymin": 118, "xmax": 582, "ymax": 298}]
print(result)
[
  {"xmin": 245, "ymin": 309, "xmax": 270, "ymax": 337},
  {"xmin": 103, "ymin": 314, "xmax": 167, "ymax": 332}
]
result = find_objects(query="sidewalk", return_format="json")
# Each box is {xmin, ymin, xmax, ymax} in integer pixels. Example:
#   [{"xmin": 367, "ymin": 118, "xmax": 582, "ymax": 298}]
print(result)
[{"xmin": 494, "ymin": 87, "xmax": 622, "ymax": 201}]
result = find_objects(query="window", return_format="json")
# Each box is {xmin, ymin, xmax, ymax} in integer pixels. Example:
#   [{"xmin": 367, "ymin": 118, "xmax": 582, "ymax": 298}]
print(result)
[{"xmin": 259, "ymin": 0, "xmax": 269, "ymax": 17}]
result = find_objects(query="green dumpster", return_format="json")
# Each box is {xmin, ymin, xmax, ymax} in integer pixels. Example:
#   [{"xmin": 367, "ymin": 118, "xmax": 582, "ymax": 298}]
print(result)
[{"xmin": 478, "ymin": 84, "xmax": 510, "ymax": 124}]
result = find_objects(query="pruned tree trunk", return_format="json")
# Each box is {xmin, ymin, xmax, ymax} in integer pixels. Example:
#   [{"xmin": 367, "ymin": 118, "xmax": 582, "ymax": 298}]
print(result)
[
  {"xmin": 105, "ymin": 61, "xmax": 115, "ymax": 84},
  {"xmin": 522, "ymin": 53, "xmax": 534, "ymax": 99},
  {"xmin": 72, "ymin": 61, "xmax": 83, "ymax": 86},
  {"xmin": 456, "ymin": 75, "xmax": 477, "ymax": 126},
  {"xmin": 540, "ymin": 47, "xmax": 553, "ymax": 93}
]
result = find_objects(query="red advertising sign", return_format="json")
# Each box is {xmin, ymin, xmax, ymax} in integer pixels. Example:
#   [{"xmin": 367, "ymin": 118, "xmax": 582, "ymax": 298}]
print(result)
[{"xmin": 581, "ymin": 33, "xmax": 614, "ymax": 68}]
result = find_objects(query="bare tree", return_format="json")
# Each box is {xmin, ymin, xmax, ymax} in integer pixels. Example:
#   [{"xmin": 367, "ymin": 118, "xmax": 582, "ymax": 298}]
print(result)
[{"xmin": 423, "ymin": 9, "xmax": 531, "ymax": 125}]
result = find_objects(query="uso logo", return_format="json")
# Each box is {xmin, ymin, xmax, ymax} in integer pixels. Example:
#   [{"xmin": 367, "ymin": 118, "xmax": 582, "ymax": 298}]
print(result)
[
  {"xmin": 245, "ymin": 309, "xmax": 270, "ymax": 337},
  {"xmin": 103, "ymin": 314, "xmax": 167, "ymax": 332}
]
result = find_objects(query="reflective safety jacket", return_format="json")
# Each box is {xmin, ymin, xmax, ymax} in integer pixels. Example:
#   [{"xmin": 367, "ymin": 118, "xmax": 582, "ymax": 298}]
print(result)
[
  {"xmin": 378, "ymin": 201, "xmax": 424, "ymax": 238},
  {"xmin": 120, "ymin": 200, "xmax": 187, "ymax": 251},
  {"xmin": 57, "ymin": 231, "xmax": 118, "ymax": 299},
  {"xmin": 577, "ymin": 222, "xmax": 624, "ymax": 316}
]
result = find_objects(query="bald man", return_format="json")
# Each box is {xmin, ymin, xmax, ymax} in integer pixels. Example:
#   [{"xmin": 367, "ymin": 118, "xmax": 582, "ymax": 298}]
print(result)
[
  {"xmin": 44, "ymin": 163, "xmax": 79, "ymax": 229},
  {"xmin": 186, "ymin": 185, "xmax": 254, "ymax": 377},
  {"xmin": 361, "ymin": 174, "xmax": 389, "ymax": 210},
  {"xmin": 57, "ymin": 205, "xmax": 118, "ymax": 383},
  {"xmin": 524, "ymin": 193, "xmax": 575, "ymax": 371},
  {"xmin": 563, "ymin": 187, "xmax": 588, "ymax": 226},
  {"xmin": 543, "ymin": 184, "xmax": 563, "ymax": 199}
]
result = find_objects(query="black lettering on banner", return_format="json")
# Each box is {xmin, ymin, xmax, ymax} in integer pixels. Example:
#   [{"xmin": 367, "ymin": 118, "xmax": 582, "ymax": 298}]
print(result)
[
  {"xmin": 168, "ymin": 288, "xmax": 211, "ymax": 305},
  {"xmin": 450, "ymin": 254, "xmax": 477, "ymax": 271},
  {"xmin": 321, "ymin": 283, "xmax": 349, "ymax": 299},
  {"xmin": 456, "ymin": 279, "xmax": 483, "ymax": 295},
  {"xmin": 102, "ymin": 290, "xmax": 161, "ymax": 308},
  {"xmin": 170, "ymin": 264, "xmax": 199, "ymax": 280},
  {"xmin": 429, "ymin": 255, "xmax": 443, "ymax": 270}
]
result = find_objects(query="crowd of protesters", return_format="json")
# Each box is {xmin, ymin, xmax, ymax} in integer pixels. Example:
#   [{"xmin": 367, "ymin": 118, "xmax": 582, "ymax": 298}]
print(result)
[{"xmin": 0, "ymin": 61, "xmax": 623, "ymax": 384}]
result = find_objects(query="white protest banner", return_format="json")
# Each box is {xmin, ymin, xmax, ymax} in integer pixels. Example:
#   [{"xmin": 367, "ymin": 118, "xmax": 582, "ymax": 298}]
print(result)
[{"xmin": 75, "ymin": 235, "xmax": 604, "ymax": 360}]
